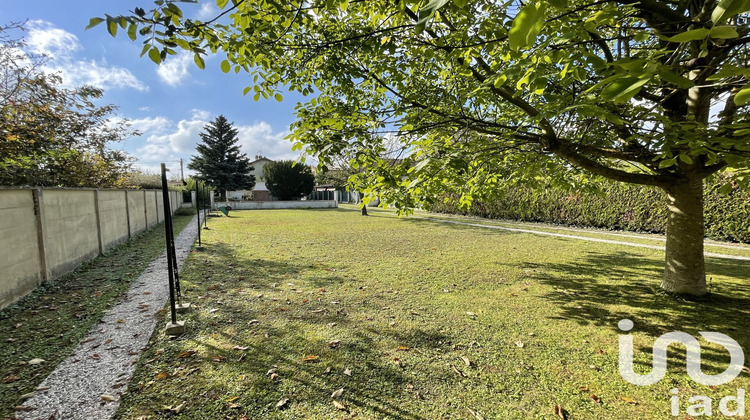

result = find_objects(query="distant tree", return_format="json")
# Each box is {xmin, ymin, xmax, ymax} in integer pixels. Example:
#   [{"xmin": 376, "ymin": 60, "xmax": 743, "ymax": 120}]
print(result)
[
  {"xmin": 263, "ymin": 160, "xmax": 315, "ymax": 200},
  {"xmin": 187, "ymin": 115, "xmax": 255, "ymax": 201},
  {"xmin": 0, "ymin": 23, "xmax": 134, "ymax": 188},
  {"xmin": 124, "ymin": 171, "xmax": 161, "ymax": 189}
]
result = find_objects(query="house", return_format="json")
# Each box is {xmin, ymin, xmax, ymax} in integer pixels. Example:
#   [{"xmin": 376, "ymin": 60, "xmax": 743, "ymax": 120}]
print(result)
[{"xmin": 226, "ymin": 156, "xmax": 274, "ymax": 201}]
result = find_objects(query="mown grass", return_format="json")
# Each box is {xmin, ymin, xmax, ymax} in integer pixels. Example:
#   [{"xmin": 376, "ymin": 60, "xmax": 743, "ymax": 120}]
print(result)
[
  {"xmin": 0, "ymin": 214, "xmax": 192, "ymax": 418},
  {"xmin": 117, "ymin": 209, "xmax": 749, "ymax": 419}
]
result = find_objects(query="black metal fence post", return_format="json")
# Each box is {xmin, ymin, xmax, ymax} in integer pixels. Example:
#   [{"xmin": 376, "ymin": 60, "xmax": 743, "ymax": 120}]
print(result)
[
  {"xmin": 160, "ymin": 164, "xmax": 178, "ymax": 325},
  {"xmin": 196, "ymin": 180, "xmax": 202, "ymax": 247}
]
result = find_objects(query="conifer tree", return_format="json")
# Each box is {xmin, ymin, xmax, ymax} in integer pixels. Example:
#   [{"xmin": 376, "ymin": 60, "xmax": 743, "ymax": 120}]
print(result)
[{"xmin": 188, "ymin": 115, "xmax": 255, "ymax": 201}]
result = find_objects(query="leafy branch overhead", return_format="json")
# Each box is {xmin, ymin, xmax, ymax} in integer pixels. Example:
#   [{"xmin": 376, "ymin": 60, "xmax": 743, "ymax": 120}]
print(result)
[{"xmin": 98, "ymin": 0, "xmax": 750, "ymax": 295}]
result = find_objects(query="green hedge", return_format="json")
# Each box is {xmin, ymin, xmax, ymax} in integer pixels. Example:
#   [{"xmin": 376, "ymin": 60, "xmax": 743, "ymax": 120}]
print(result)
[{"xmin": 429, "ymin": 178, "xmax": 750, "ymax": 244}]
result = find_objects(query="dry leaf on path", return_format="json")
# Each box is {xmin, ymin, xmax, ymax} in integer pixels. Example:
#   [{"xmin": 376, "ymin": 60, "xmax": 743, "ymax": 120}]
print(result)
[
  {"xmin": 101, "ymin": 394, "xmax": 116, "ymax": 402},
  {"xmin": 177, "ymin": 350, "xmax": 197, "ymax": 358}
]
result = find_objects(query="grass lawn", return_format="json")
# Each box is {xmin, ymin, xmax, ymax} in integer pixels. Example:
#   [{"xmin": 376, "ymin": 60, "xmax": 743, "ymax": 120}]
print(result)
[
  {"xmin": 116, "ymin": 208, "xmax": 750, "ymax": 419},
  {"xmin": 0, "ymin": 214, "xmax": 193, "ymax": 418}
]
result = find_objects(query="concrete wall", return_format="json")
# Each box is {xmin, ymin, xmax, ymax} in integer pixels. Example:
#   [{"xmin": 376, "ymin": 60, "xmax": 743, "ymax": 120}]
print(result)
[
  {"xmin": 214, "ymin": 200, "xmax": 338, "ymax": 210},
  {"xmin": 0, "ymin": 188, "xmax": 183, "ymax": 309},
  {"xmin": 98, "ymin": 190, "xmax": 130, "ymax": 251},
  {"xmin": 0, "ymin": 190, "xmax": 43, "ymax": 308}
]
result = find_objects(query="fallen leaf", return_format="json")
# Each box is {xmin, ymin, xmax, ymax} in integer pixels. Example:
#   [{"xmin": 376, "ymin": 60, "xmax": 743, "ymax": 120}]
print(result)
[
  {"xmin": 621, "ymin": 396, "xmax": 638, "ymax": 405},
  {"xmin": 590, "ymin": 394, "xmax": 602, "ymax": 405},
  {"xmin": 14, "ymin": 405, "xmax": 34, "ymax": 411},
  {"xmin": 331, "ymin": 388, "xmax": 344, "ymax": 399},
  {"xmin": 451, "ymin": 364, "xmax": 467, "ymax": 377},
  {"xmin": 117, "ymin": 319, "xmax": 126, "ymax": 324},
  {"xmin": 233, "ymin": 346, "xmax": 249, "ymax": 351},
  {"xmin": 554, "ymin": 404, "xmax": 569, "ymax": 419},
  {"xmin": 515, "ymin": 341, "xmax": 525, "ymax": 348},
  {"xmin": 27, "ymin": 358, "xmax": 45, "ymax": 365},
  {"xmin": 301, "ymin": 355, "xmax": 319, "ymax": 362},
  {"xmin": 2, "ymin": 375, "xmax": 19, "ymax": 383},
  {"xmin": 461, "ymin": 356, "xmax": 473, "ymax": 367},
  {"xmin": 397, "ymin": 346, "xmax": 409, "ymax": 351},
  {"xmin": 333, "ymin": 400, "xmax": 347, "ymax": 410},
  {"xmin": 324, "ymin": 367, "xmax": 332, "ymax": 375},
  {"xmin": 343, "ymin": 368, "xmax": 352, "ymax": 376},
  {"xmin": 247, "ymin": 319, "xmax": 260, "ymax": 326},
  {"xmin": 578, "ymin": 386, "xmax": 589, "ymax": 392},
  {"xmin": 394, "ymin": 358, "xmax": 403, "ymax": 368},
  {"xmin": 177, "ymin": 350, "xmax": 197, "ymax": 358},
  {"xmin": 101, "ymin": 394, "xmax": 116, "ymax": 402},
  {"xmin": 329, "ymin": 340, "xmax": 341, "ymax": 349},
  {"xmin": 466, "ymin": 311, "xmax": 477, "ymax": 317},
  {"xmin": 276, "ymin": 398, "xmax": 289, "ymax": 409},
  {"xmin": 155, "ymin": 372, "xmax": 169, "ymax": 380},
  {"xmin": 270, "ymin": 373, "xmax": 279, "ymax": 381}
]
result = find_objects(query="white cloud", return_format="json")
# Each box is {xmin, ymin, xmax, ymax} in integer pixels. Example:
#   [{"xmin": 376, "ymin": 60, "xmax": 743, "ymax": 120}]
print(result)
[
  {"xmin": 131, "ymin": 112, "xmax": 300, "ymax": 172},
  {"xmin": 50, "ymin": 60, "xmax": 148, "ymax": 91},
  {"xmin": 26, "ymin": 20, "xmax": 81, "ymax": 59},
  {"xmin": 25, "ymin": 20, "xmax": 148, "ymax": 92},
  {"xmin": 129, "ymin": 116, "xmax": 172, "ymax": 135},
  {"xmin": 197, "ymin": 3, "xmax": 218, "ymax": 20},
  {"xmin": 157, "ymin": 53, "xmax": 193, "ymax": 86}
]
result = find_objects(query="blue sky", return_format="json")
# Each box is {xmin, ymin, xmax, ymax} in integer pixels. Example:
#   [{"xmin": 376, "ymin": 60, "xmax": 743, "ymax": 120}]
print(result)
[{"xmin": 1, "ymin": 0, "xmax": 306, "ymax": 175}]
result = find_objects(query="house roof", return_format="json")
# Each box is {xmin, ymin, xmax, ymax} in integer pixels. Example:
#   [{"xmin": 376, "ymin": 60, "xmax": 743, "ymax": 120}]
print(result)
[{"xmin": 249, "ymin": 157, "xmax": 274, "ymax": 165}]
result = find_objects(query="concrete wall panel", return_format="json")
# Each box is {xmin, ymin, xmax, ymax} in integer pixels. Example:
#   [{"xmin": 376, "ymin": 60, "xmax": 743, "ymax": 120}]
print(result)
[
  {"xmin": 0, "ymin": 190, "xmax": 42, "ymax": 308},
  {"xmin": 145, "ymin": 191, "xmax": 158, "ymax": 228},
  {"xmin": 127, "ymin": 190, "xmax": 147, "ymax": 235},
  {"xmin": 98, "ymin": 190, "xmax": 129, "ymax": 250},
  {"xmin": 41, "ymin": 190, "xmax": 100, "ymax": 279}
]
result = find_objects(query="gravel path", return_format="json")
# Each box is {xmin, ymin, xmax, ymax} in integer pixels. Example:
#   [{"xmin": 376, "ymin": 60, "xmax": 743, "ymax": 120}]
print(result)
[{"xmin": 18, "ymin": 216, "xmax": 199, "ymax": 420}]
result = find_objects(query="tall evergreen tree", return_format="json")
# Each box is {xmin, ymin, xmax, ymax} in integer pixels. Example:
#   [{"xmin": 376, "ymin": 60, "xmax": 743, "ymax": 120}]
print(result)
[{"xmin": 188, "ymin": 115, "xmax": 255, "ymax": 201}]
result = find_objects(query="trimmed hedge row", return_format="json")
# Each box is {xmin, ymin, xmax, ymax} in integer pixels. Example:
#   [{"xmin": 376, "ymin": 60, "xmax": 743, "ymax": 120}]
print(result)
[{"xmin": 429, "ymin": 178, "xmax": 750, "ymax": 244}]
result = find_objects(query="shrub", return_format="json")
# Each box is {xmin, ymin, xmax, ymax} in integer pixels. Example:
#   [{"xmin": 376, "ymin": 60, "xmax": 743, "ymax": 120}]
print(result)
[{"xmin": 429, "ymin": 176, "xmax": 750, "ymax": 243}]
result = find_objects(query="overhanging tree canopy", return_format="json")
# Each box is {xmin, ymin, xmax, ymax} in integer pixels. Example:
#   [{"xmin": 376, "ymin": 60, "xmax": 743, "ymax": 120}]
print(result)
[{"xmin": 98, "ymin": 0, "xmax": 750, "ymax": 296}]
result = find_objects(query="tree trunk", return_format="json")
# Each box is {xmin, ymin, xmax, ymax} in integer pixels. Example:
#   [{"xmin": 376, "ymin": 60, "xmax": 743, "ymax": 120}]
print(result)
[
  {"xmin": 661, "ymin": 177, "xmax": 707, "ymax": 296},
  {"xmin": 220, "ymin": 190, "xmax": 227, "ymax": 201},
  {"xmin": 361, "ymin": 205, "xmax": 368, "ymax": 216}
]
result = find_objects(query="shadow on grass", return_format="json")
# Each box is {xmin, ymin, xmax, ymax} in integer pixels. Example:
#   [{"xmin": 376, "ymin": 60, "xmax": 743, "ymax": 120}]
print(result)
[
  {"xmin": 121, "ymin": 241, "xmax": 435, "ymax": 419},
  {"xmin": 518, "ymin": 250, "xmax": 750, "ymax": 373}
]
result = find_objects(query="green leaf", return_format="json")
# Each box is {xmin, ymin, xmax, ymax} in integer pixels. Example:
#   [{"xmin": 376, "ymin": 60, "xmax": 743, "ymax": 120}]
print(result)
[
  {"xmin": 493, "ymin": 74, "xmax": 508, "ymax": 88},
  {"xmin": 274, "ymin": 93, "xmax": 283, "ymax": 102},
  {"xmin": 127, "ymin": 23, "xmax": 137, "ymax": 41},
  {"xmin": 454, "ymin": 0, "xmax": 469, "ymax": 8},
  {"xmin": 601, "ymin": 76, "xmax": 650, "ymax": 103},
  {"xmin": 106, "ymin": 16, "xmax": 118, "ymax": 37},
  {"xmin": 678, "ymin": 154, "xmax": 693, "ymax": 164},
  {"xmin": 220, "ymin": 60, "xmax": 231, "ymax": 73},
  {"xmin": 712, "ymin": 0, "xmax": 750, "ymax": 23},
  {"xmin": 217, "ymin": 0, "xmax": 229, "ymax": 9},
  {"xmin": 658, "ymin": 157, "xmax": 677, "ymax": 168},
  {"xmin": 667, "ymin": 28, "xmax": 710, "ymax": 43},
  {"xmin": 709, "ymin": 26, "xmax": 740, "ymax": 39},
  {"xmin": 733, "ymin": 83, "xmax": 750, "ymax": 106},
  {"xmin": 148, "ymin": 47, "xmax": 162, "ymax": 64},
  {"xmin": 415, "ymin": 0, "xmax": 449, "ymax": 33},
  {"xmin": 658, "ymin": 69, "xmax": 694, "ymax": 88},
  {"xmin": 508, "ymin": 3, "xmax": 547, "ymax": 51},
  {"xmin": 243, "ymin": 86, "xmax": 252, "ymax": 96},
  {"xmin": 548, "ymin": 0, "xmax": 567, "ymax": 8},
  {"xmin": 194, "ymin": 54, "xmax": 206, "ymax": 70},
  {"xmin": 85, "ymin": 17, "xmax": 105, "ymax": 30},
  {"xmin": 719, "ymin": 182, "xmax": 734, "ymax": 195}
]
